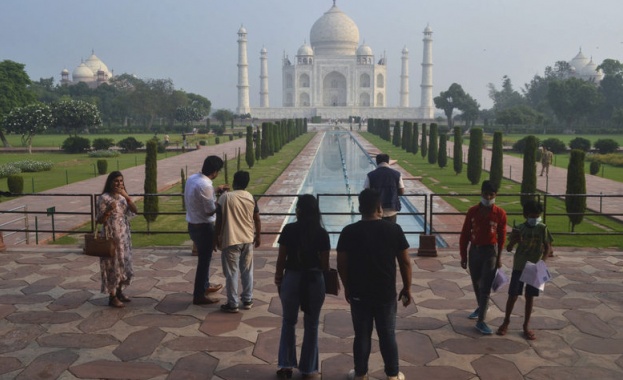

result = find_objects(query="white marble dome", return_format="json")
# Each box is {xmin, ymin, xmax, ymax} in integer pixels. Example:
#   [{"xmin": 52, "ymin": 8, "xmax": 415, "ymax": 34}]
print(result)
[
  {"xmin": 85, "ymin": 53, "xmax": 111, "ymax": 78},
  {"xmin": 357, "ymin": 43, "xmax": 373, "ymax": 56},
  {"xmin": 569, "ymin": 50, "xmax": 590, "ymax": 72},
  {"xmin": 298, "ymin": 42, "xmax": 314, "ymax": 56},
  {"xmin": 310, "ymin": 3, "xmax": 359, "ymax": 56},
  {"xmin": 72, "ymin": 62, "xmax": 95, "ymax": 82}
]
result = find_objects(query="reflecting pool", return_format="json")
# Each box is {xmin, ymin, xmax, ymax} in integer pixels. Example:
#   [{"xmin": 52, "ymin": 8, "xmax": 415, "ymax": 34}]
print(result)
[{"xmin": 289, "ymin": 130, "xmax": 427, "ymax": 248}]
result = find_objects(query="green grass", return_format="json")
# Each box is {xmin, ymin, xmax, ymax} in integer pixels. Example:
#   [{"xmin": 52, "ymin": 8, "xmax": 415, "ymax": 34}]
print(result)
[
  {"xmin": 505, "ymin": 133, "xmax": 623, "ymax": 147},
  {"xmin": 362, "ymin": 132, "xmax": 623, "ymax": 249},
  {"xmin": 53, "ymin": 133, "xmax": 315, "ymax": 247}
]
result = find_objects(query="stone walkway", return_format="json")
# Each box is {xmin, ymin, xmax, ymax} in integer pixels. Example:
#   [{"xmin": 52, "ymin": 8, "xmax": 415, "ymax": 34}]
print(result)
[{"xmin": 0, "ymin": 246, "xmax": 622, "ymax": 379}]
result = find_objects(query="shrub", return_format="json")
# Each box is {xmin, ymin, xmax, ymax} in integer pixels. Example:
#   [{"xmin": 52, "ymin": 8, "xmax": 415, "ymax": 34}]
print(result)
[
  {"xmin": 238, "ymin": 131, "xmax": 243, "ymax": 138},
  {"xmin": 229, "ymin": 135, "xmax": 234, "ymax": 141},
  {"xmin": 88, "ymin": 150, "xmax": 120, "ymax": 158},
  {"xmin": 589, "ymin": 161, "xmax": 600, "ymax": 175},
  {"xmin": 143, "ymin": 140, "xmax": 159, "ymax": 226},
  {"xmin": 12, "ymin": 160, "xmax": 53, "ymax": 173},
  {"xmin": 512, "ymin": 135, "xmax": 540, "ymax": 153},
  {"xmin": 541, "ymin": 138, "xmax": 566, "ymax": 154},
  {"xmin": 117, "ymin": 137, "xmax": 144, "ymax": 152},
  {"xmin": 594, "ymin": 139, "xmax": 620, "ymax": 154},
  {"xmin": 453, "ymin": 126, "xmax": 462, "ymax": 175},
  {"xmin": 467, "ymin": 128, "xmax": 483, "ymax": 185},
  {"xmin": 428, "ymin": 123, "xmax": 438, "ymax": 164},
  {"xmin": 7, "ymin": 175, "xmax": 24, "ymax": 194},
  {"xmin": 566, "ymin": 149, "xmax": 586, "ymax": 231},
  {"xmin": 569, "ymin": 137, "xmax": 591, "ymax": 152},
  {"xmin": 215, "ymin": 137, "xmax": 220, "ymax": 145},
  {"xmin": 438, "ymin": 132, "xmax": 447, "ymax": 169},
  {"xmin": 97, "ymin": 159, "xmax": 108, "ymax": 175},
  {"xmin": 521, "ymin": 135, "xmax": 538, "ymax": 206},
  {"xmin": 489, "ymin": 131, "xmax": 504, "ymax": 191},
  {"xmin": 62, "ymin": 136, "xmax": 91, "ymax": 153},
  {"xmin": 199, "ymin": 140, "xmax": 207, "ymax": 146},
  {"xmin": 0, "ymin": 164, "xmax": 21, "ymax": 178},
  {"xmin": 92, "ymin": 138, "xmax": 115, "ymax": 151}
]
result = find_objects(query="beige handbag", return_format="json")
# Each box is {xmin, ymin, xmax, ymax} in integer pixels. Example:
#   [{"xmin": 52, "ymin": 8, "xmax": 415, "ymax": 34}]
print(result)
[{"xmin": 84, "ymin": 224, "xmax": 116, "ymax": 258}]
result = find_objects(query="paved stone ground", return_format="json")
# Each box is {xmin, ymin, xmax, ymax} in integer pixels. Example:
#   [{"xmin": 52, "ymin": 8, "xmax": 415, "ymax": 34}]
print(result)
[{"xmin": 0, "ymin": 246, "xmax": 622, "ymax": 380}]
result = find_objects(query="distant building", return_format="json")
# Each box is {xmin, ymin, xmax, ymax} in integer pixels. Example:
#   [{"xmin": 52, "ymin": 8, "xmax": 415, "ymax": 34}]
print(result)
[
  {"xmin": 60, "ymin": 51, "xmax": 113, "ymax": 88},
  {"xmin": 237, "ymin": 1, "xmax": 435, "ymax": 121},
  {"xmin": 568, "ymin": 49, "xmax": 604, "ymax": 83}
]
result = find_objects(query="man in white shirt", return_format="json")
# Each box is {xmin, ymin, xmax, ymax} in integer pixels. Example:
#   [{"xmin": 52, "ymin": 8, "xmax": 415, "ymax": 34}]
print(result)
[
  {"xmin": 215, "ymin": 171, "xmax": 261, "ymax": 313},
  {"xmin": 184, "ymin": 155, "xmax": 228, "ymax": 305}
]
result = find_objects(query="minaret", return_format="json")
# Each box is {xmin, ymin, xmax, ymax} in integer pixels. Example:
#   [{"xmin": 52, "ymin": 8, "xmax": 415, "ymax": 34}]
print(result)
[
  {"xmin": 420, "ymin": 25, "xmax": 434, "ymax": 119},
  {"xmin": 400, "ymin": 46, "xmax": 409, "ymax": 108},
  {"xmin": 260, "ymin": 47, "xmax": 269, "ymax": 108},
  {"xmin": 236, "ymin": 25, "xmax": 250, "ymax": 115}
]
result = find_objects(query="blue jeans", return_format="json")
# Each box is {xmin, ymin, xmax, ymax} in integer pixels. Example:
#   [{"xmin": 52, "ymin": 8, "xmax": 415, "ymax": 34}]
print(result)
[
  {"xmin": 350, "ymin": 298, "xmax": 399, "ymax": 377},
  {"xmin": 278, "ymin": 270, "xmax": 325, "ymax": 375},
  {"xmin": 188, "ymin": 223, "xmax": 215, "ymax": 299},
  {"xmin": 221, "ymin": 243, "xmax": 254, "ymax": 307},
  {"xmin": 468, "ymin": 245, "xmax": 497, "ymax": 321}
]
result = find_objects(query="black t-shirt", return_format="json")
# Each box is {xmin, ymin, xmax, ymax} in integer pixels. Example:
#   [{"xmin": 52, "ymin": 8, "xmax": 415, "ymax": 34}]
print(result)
[
  {"xmin": 337, "ymin": 219, "xmax": 409, "ymax": 302},
  {"xmin": 278, "ymin": 221, "xmax": 330, "ymax": 271}
]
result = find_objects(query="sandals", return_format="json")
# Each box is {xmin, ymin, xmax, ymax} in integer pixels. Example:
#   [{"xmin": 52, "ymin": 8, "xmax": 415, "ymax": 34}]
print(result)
[
  {"xmin": 276, "ymin": 368, "xmax": 293, "ymax": 379},
  {"xmin": 524, "ymin": 330, "xmax": 536, "ymax": 340},
  {"xmin": 496, "ymin": 323, "xmax": 508, "ymax": 336}
]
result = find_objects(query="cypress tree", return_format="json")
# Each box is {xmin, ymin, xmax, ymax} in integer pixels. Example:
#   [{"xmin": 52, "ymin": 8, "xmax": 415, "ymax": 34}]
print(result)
[
  {"xmin": 453, "ymin": 126, "xmax": 463, "ymax": 175},
  {"xmin": 521, "ymin": 135, "xmax": 538, "ymax": 206},
  {"xmin": 489, "ymin": 131, "xmax": 504, "ymax": 191},
  {"xmin": 246, "ymin": 126, "xmax": 255, "ymax": 168},
  {"xmin": 143, "ymin": 139, "xmax": 159, "ymax": 231},
  {"xmin": 421, "ymin": 124, "xmax": 428, "ymax": 159},
  {"xmin": 566, "ymin": 149, "xmax": 586, "ymax": 232},
  {"xmin": 237, "ymin": 147, "xmax": 241, "ymax": 171},
  {"xmin": 428, "ymin": 123, "xmax": 438, "ymax": 164},
  {"xmin": 223, "ymin": 153, "xmax": 229, "ymax": 185},
  {"xmin": 402, "ymin": 121, "xmax": 412, "ymax": 152},
  {"xmin": 255, "ymin": 126, "xmax": 262, "ymax": 161},
  {"xmin": 261, "ymin": 122, "xmax": 269, "ymax": 159},
  {"xmin": 438, "ymin": 133, "xmax": 447, "ymax": 168},
  {"xmin": 392, "ymin": 121, "xmax": 401, "ymax": 147},
  {"xmin": 181, "ymin": 168, "xmax": 186, "ymax": 211},
  {"xmin": 467, "ymin": 128, "xmax": 483, "ymax": 185},
  {"xmin": 412, "ymin": 123, "xmax": 419, "ymax": 155}
]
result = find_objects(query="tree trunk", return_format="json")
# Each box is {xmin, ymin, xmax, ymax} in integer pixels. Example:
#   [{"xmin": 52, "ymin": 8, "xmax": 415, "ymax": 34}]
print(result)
[{"xmin": 0, "ymin": 130, "xmax": 11, "ymax": 147}]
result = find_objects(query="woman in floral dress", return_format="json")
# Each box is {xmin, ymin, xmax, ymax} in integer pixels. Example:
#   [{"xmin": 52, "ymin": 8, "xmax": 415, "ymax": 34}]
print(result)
[{"xmin": 96, "ymin": 171, "xmax": 138, "ymax": 308}]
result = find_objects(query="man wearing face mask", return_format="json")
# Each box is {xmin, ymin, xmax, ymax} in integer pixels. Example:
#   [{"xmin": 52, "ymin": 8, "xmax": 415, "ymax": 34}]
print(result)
[{"xmin": 459, "ymin": 180, "xmax": 507, "ymax": 335}]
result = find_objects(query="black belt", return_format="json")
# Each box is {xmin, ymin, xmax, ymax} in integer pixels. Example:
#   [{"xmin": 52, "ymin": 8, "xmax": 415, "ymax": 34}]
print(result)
[{"xmin": 472, "ymin": 244, "xmax": 494, "ymax": 248}]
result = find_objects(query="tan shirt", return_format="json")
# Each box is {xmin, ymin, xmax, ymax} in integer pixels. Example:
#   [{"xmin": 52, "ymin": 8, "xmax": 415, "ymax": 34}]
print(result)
[{"xmin": 217, "ymin": 190, "xmax": 258, "ymax": 247}]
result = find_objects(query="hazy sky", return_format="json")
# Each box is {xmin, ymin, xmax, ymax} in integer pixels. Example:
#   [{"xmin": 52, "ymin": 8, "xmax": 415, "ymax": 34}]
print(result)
[{"xmin": 2, "ymin": 0, "xmax": 621, "ymax": 112}]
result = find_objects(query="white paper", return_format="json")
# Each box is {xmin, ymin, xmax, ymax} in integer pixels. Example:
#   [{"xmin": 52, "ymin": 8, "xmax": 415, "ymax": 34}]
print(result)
[{"xmin": 492, "ymin": 268, "xmax": 509, "ymax": 292}]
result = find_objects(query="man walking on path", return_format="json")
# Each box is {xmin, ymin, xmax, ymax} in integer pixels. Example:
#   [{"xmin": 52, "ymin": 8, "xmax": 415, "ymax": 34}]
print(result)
[
  {"xmin": 185, "ymin": 155, "xmax": 228, "ymax": 305},
  {"xmin": 364, "ymin": 153, "xmax": 404, "ymax": 223},
  {"xmin": 540, "ymin": 146, "xmax": 553, "ymax": 176},
  {"xmin": 215, "ymin": 171, "xmax": 261, "ymax": 313},
  {"xmin": 459, "ymin": 180, "xmax": 507, "ymax": 335},
  {"xmin": 337, "ymin": 189, "xmax": 412, "ymax": 380}
]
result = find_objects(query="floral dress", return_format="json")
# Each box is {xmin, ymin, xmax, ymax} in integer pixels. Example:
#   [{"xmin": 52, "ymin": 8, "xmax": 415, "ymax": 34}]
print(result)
[{"xmin": 96, "ymin": 192, "xmax": 135, "ymax": 294}]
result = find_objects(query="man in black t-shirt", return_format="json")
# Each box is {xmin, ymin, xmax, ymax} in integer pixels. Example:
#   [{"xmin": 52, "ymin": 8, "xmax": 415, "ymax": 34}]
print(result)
[{"xmin": 337, "ymin": 189, "xmax": 412, "ymax": 380}]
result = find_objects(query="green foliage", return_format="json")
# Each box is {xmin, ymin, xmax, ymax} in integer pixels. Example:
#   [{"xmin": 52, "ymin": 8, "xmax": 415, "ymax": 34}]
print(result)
[
  {"xmin": 453, "ymin": 126, "xmax": 463, "ymax": 175},
  {"xmin": 7, "ymin": 174, "xmax": 23, "ymax": 194},
  {"xmin": 92, "ymin": 138, "xmax": 115, "ymax": 151},
  {"xmin": 0, "ymin": 160, "xmax": 53, "ymax": 178},
  {"xmin": 585, "ymin": 153, "xmax": 623, "ymax": 167},
  {"xmin": 96, "ymin": 159, "xmax": 108, "ymax": 175},
  {"xmin": 88, "ymin": 150, "xmax": 120, "ymax": 158},
  {"xmin": 521, "ymin": 135, "xmax": 538, "ymax": 206},
  {"xmin": 438, "ymin": 132, "xmax": 447, "ymax": 168},
  {"xmin": 467, "ymin": 128, "xmax": 483, "ymax": 185},
  {"xmin": 62, "ymin": 136, "xmax": 91, "ymax": 153},
  {"xmin": 237, "ymin": 147, "xmax": 241, "ymax": 171},
  {"xmin": 566, "ymin": 149, "xmax": 586, "ymax": 231},
  {"xmin": 255, "ymin": 126, "xmax": 261, "ymax": 161},
  {"xmin": 402, "ymin": 121, "xmax": 412, "ymax": 152},
  {"xmin": 215, "ymin": 137, "xmax": 220, "ymax": 144},
  {"xmin": 589, "ymin": 161, "xmax": 601, "ymax": 175},
  {"xmin": 392, "ymin": 121, "xmax": 401, "ymax": 147},
  {"xmin": 569, "ymin": 137, "xmax": 591, "ymax": 152},
  {"xmin": 412, "ymin": 123, "xmax": 419, "ymax": 155},
  {"xmin": 181, "ymin": 168, "xmax": 186, "ymax": 211},
  {"xmin": 541, "ymin": 137, "xmax": 566, "ymax": 154},
  {"xmin": 245, "ymin": 126, "xmax": 255, "ymax": 168},
  {"xmin": 52, "ymin": 100, "xmax": 102, "ymax": 135},
  {"xmin": 421, "ymin": 124, "xmax": 428, "ymax": 159},
  {"xmin": 199, "ymin": 140, "xmax": 206, "ymax": 146},
  {"xmin": 0, "ymin": 164, "xmax": 21, "ymax": 178},
  {"xmin": 594, "ymin": 139, "xmax": 620, "ymax": 154},
  {"xmin": 143, "ymin": 139, "xmax": 159, "ymax": 225},
  {"xmin": 428, "ymin": 123, "xmax": 438, "ymax": 164},
  {"xmin": 2, "ymin": 103, "xmax": 53, "ymax": 151},
  {"xmin": 117, "ymin": 137, "xmax": 144, "ymax": 152},
  {"xmin": 223, "ymin": 153, "xmax": 229, "ymax": 185},
  {"xmin": 512, "ymin": 135, "xmax": 541, "ymax": 153},
  {"xmin": 489, "ymin": 131, "xmax": 504, "ymax": 190}
]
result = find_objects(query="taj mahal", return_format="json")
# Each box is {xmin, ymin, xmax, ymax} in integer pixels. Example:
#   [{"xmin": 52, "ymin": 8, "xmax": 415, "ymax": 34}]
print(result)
[{"xmin": 236, "ymin": 1, "xmax": 435, "ymax": 121}]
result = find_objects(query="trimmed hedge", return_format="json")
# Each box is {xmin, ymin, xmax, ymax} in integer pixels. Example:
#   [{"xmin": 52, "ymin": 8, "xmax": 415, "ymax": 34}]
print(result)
[{"xmin": 7, "ymin": 175, "xmax": 24, "ymax": 194}]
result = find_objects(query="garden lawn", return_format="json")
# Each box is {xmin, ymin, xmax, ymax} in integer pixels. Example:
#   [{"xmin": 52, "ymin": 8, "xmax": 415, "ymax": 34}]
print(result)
[{"xmin": 2, "ymin": 133, "xmax": 235, "ymax": 148}]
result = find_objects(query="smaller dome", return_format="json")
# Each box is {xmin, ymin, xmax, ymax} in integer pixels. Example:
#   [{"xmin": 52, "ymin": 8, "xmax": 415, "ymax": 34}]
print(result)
[
  {"xmin": 357, "ymin": 43, "xmax": 373, "ymax": 56},
  {"xmin": 569, "ymin": 49, "xmax": 590, "ymax": 72},
  {"xmin": 402, "ymin": 46, "xmax": 409, "ymax": 54},
  {"xmin": 297, "ymin": 43, "xmax": 314, "ymax": 56},
  {"xmin": 260, "ymin": 46, "xmax": 267, "ymax": 54},
  {"xmin": 61, "ymin": 68, "xmax": 69, "ymax": 74},
  {"xmin": 238, "ymin": 25, "xmax": 247, "ymax": 34},
  {"xmin": 424, "ymin": 25, "xmax": 433, "ymax": 33},
  {"xmin": 72, "ymin": 62, "xmax": 95, "ymax": 81}
]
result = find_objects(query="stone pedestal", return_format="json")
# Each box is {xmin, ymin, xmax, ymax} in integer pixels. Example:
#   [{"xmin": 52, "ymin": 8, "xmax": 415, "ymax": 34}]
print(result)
[{"xmin": 417, "ymin": 234, "xmax": 437, "ymax": 257}]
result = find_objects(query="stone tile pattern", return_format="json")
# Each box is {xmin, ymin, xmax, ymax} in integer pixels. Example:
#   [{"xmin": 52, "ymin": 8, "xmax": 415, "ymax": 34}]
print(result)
[{"xmin": 0, "ymin": 247, "xmax": 622, "ymax": 379}]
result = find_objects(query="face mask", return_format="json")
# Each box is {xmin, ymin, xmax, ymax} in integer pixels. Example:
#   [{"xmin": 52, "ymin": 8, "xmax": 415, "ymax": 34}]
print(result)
[
  {"xmin": 481, "ymin": 197, "xmax": 495, "ymax": 207},
  {"xmin": 527, "ymin": 217, "xmax": 542, "ymax": 227}
]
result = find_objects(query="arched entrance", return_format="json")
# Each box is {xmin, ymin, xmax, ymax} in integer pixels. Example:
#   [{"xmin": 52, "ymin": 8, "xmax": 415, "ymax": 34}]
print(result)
[{"xmin": 323, "ymin": 71, "xmax": 347, "ymax": 107}]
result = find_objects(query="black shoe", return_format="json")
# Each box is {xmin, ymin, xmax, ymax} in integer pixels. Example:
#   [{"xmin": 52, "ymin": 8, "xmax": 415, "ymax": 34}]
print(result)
[
  {"xmin": 242, "ymin": 300, "xmax": 254, "ymax": 310},
  {"xmin": 193, "ymin": 296, "xmax": 219, "ymax": 305},
  {"xmin": 276, "ymin": 368, "xmax": 293, "ymax": 379},
  {"xmin": 220, "ymin": 304, "xmax": 240, "ymax": 313},
  {"xmin": 108, "ymin": 295, "xmax": 125, "ymax": 308}
]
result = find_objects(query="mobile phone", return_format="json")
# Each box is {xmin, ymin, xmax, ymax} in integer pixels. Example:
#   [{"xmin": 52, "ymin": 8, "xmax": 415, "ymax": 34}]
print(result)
[{"xmin": 401, "ymin": 294, "xmax": 409, "ymax": 306}]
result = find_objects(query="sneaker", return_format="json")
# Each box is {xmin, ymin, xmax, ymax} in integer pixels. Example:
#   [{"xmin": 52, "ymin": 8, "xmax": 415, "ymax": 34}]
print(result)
[
  {"xmin": 468, "ymin": 308, "xmax": 479, "ymax": 319},
  {"xmin": 348, "ymin": 369, "xmax": 369, "ymax": 380},
  {"xmin": 242, "ymin": 300, "xmax": 253, "ymax": 310},
  {"xmin": 220, "ymin": 304, "xmax": 239, "ymax": 313},
  {"xmin": 476, "ymin": 321, "xmax": 493, "ymax": 335},
  {"xmin": 387, "ymin": 372, "xmax": 405, "ymax": 380}
]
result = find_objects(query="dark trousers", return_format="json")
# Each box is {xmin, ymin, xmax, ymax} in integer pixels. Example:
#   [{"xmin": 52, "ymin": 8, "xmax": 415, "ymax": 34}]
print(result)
[
  {"xmin": 468, "ymin": 245, "xmax": 497, "ymax": 322},
  {"xmin": 188, "ymin": 222, "xmax": 215, "ymax": 299}
]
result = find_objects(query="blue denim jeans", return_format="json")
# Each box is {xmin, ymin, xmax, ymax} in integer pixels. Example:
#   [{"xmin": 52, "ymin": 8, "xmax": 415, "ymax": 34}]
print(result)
[
  {"xmin": 221, "ymin": 243, "xmax": 254, "ymax": 307},
  {"xmin": 188, "ymin": 223, "xmax": 215, "ymax": 299},
  {"xmin": 468, "ymin": 245, "xmax": 497, "ymax": 321},
  {"xmin": 350, "ymin": 298, "xmax": 399, "ymax": 377},
  {"xmin": 278, "ymin": 269, "xmax": 325, "ymax": 375}
]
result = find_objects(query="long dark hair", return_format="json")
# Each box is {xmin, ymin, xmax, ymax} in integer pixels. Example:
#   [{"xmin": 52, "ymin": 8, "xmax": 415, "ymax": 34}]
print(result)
[
  {"xmin": 103, "ymin": 171, "xmax": 123, "ymax": 194},
  {"xmin": 295, "ymin": 194, "xmax": 325, "ymax": 253}
]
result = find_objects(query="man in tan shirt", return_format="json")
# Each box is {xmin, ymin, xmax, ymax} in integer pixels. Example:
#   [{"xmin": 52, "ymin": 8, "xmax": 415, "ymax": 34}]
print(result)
[{"xmin": 215, "ymin": 171, "xmax": 261, "ymax": 313}]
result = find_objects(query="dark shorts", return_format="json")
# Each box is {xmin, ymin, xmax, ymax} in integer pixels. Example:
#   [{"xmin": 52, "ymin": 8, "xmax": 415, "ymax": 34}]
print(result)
[{"xmin": 509, "ymin": 270, "xmax": 540, "ymax": 297}]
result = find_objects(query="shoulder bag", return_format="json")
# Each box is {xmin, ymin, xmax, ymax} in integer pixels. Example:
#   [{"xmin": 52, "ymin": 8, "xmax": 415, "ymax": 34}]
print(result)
[{"xmin": 84, "ymin": 224, "xmax": 116, "ymax": 258}]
